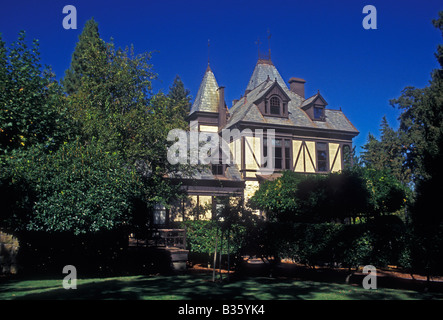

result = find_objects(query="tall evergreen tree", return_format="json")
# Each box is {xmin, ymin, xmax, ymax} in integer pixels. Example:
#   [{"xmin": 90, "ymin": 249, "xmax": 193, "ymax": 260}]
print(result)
[
  {"xmin": 63, "ymin": 18, "xmax": 190, "ymax": 221},
  {"xmin": 390, "ymin": 12, "xmax": 443, "ymax": 184},
  {"xmin": 62, "ymin": 18, "xmax": 106, "ymax": 95},
  {"xmin": 167, "ymin": 74, "xmax": 192, "ymax": 123},
  {"xmin": 361, "ymin": 132, "xmax": 382, "ymax": 170},
  {"xmin": 390, "ymin": 11, "xmax": 443, "ymax": 274},
  {"xmin": 361, "ymin": 117, "xmax": 409, "ymax": 184}
]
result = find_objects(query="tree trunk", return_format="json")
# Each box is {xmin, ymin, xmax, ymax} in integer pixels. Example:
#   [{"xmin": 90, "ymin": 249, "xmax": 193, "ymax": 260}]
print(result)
[
  {"xmin": 212, "ymin": 228, "xmax": 218, "ymax": 282},
  {"xmin": 227, "ymin": 228, "xmax": 231, "ymax": 279},
  {"xmin": 219, "ymin": 230, "xmax": 223, "ymax": 281}
]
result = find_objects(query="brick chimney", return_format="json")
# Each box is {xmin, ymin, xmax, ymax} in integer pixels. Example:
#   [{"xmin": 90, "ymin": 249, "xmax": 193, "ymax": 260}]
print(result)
[{"xmin": 288, "ymin": 77, "xmax": 306, "ymax": 98}]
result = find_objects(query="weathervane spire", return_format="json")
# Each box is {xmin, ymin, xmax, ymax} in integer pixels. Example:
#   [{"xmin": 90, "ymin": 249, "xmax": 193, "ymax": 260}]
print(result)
[
  {"xmin": 255, "ymin": 37, "xmax": 262, "ymax": 60},
  {"xmin": 267, "ymin": 28, "xmax": 272, "ymax": 60},
  {"xmin": 207, "ymin": 39, "xmax": 210, "ymax": 67}
]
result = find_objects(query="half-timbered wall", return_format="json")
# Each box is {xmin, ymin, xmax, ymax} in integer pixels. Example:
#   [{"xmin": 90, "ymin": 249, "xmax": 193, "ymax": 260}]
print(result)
[{"xmin": 235, "ymin": 136, "xmax": 347, "ymax": 176}]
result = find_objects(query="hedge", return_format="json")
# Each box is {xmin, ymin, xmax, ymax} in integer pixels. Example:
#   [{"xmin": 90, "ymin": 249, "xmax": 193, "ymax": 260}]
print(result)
[
  {"xmin": 182, "ymin": 218, "xmax": 413, "ymax": 270},
  {"xmin": 250, "ymin": 220, "xmax": 411, "ymax": 269}
]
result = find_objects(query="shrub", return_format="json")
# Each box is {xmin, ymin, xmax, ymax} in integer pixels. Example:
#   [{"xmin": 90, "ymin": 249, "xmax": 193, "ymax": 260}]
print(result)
[
  {"xmin": 242, "ymin": 221, "xmax": 411, "ymax": 270},
  {"xmin": 181, "ymin": 220, "xmax": 247, "ymax": 266}
]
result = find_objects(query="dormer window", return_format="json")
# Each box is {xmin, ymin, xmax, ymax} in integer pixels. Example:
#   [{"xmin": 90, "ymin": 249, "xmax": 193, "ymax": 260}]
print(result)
[
  {"xmin": 314, "ymin": 106, "xmax": 324, "ymax": 120},
  {"xmin": 270, "ymin": 96, "xmax": 281, "ymax": 115},
  {"xmin": 301, "ymin": 92, "xmax": 328, "ymax": 121},
  {"xmin": 259, "ymin": 83, "xmax": 290, "ymax": 117}
]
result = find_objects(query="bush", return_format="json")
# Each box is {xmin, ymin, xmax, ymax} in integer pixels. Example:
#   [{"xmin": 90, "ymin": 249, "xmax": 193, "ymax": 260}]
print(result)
[
  {"xmin": 243, "ymin": 220, "xmax": 411, "ymax": 270},
  {"xmin": 181, "ymin": 220, "xmax": 247, "ymax": 266},
  {"xmin": 182, "ymin": 216, "xmax": 413, "ymax": 271}
]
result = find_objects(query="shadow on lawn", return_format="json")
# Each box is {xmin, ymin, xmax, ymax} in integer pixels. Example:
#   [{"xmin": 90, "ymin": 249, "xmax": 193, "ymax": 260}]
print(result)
[{"xmin": 1, "ymin": 272, "xmax": 437, "ymax": 300}]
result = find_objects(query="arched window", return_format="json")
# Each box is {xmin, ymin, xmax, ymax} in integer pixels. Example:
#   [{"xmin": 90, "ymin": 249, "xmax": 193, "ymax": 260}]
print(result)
[{"xmin": 270, "ymin": 96, "xmax": 280, "ymax": 115}]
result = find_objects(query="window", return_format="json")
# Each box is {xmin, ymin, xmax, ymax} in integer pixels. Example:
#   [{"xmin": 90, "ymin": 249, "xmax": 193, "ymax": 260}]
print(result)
[
  {"xmin": 270, "ymin": 96, "xmax": 280, "ymax": 115},
  {"xmin": 274, "ymin": 139, "xmax": 282, "ymax": 169},
  {"xmin": 263, "ymin": 138, "xmax": 291, "ymax": 170},
  {"xmin": 153, "ymin": 203, "xmax": 167, "ymax": 225},
  {"xmin": 314, "ymin": 106, "xmax": 324, "ymax": 120},
  {"xmin": 317, "ymin": 142, "xmax": 328, "ymax": 172},
  {"xmin": 211, "ymin": 164, "xmax": 224, "ymax": 176},
  {"xmin": 284, "ymin": 140, "xmax": 291, "ymax": 170}
]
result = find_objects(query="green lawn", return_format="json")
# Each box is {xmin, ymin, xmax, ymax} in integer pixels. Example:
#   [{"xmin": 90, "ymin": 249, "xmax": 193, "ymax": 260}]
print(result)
[{"xmin": 1, "ymin": 273, "xmax": 442, "ymax": 300}]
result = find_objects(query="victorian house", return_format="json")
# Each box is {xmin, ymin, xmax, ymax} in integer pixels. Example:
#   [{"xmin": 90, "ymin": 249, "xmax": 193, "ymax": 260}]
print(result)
[{"xmin": 164, "ymin": 52, "xmax": 359, "ymax": 223}]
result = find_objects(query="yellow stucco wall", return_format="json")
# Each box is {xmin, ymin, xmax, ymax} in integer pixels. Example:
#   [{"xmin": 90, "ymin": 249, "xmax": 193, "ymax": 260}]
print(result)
[
  {"xmin": 305, "ymin": 141, "xmax": 316, "ymax": 173},
  {"xmin": 292, "ymin": 140, "xmax": 304, "ymax": 172},
  {"xmin": 329, "ymin": 143, "xmax": 342, "ymax": 172},
  {"xmin": 229, "ymin": 139, "xmax": 241, "ymax": 168},
  {"xmin": 245, "ymin": 136, "xmax": 261, "ymax": 170}
]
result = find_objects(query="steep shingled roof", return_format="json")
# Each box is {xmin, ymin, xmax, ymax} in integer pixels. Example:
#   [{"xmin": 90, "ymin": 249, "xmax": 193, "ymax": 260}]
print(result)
[
  {"xmin": 245, "ymin": 60, "xmax": 288, "ymax": 92},
  {"xmin": 190, "ymin": 65, "xmax": 219, "ymax": 114},
  {"xmin": 227, "ymin": 68, "xmax": 358, "ymax": 134}
]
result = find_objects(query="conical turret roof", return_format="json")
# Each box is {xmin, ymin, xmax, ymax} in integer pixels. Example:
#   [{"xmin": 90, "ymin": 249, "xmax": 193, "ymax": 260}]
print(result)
[{"xmin": 190, "ymin": 65, "xmax": 219, "ymax": 114}]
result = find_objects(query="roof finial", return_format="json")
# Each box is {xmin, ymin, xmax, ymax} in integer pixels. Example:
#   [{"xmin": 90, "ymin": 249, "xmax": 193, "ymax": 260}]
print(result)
[
  {"xmin": 267, "ymin": 28, "xmax": 272, "ymax": 60},
  {"xmin": 207, "ymin": 39, "xmax": 210, "ymax": 67}
]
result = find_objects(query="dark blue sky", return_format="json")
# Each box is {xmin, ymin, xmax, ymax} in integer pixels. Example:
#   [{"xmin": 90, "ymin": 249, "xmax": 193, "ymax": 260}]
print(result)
[{"xmin": 1, "ymin": 0, "xmax": 442, "ymax": 153}]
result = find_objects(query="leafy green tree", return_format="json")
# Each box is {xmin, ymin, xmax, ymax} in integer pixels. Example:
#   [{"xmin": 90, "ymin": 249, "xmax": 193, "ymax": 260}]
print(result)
[
  {"xmin": 0, "ymin": 31, "xmax": 144, "ymax": 236},
  {"xmin": 248, "ymin": 171, "xmax": 304, "ymax": 222},
  {"xmin": 0, "ymin": 31, "xmax": 74, "ymax": 233},
  {"xmin": 63, "ymin": 22, "xmax": 156, "ymax": 162},
  {"xmin": 359, "ymin": 167, "xmax": 408, "ymax": 217},
  {"xmin": 390, "ymin": 12, "xmax": 443, "ymax": 221},
  {"xmin": 249, "ymin": 168, "xmax": 406, "ymax": 223},
  {"xmin": 390, "ymin": 13, "xmax": 443, "ymax": 184},
  {"xmin": 389, "ymin": 11, "xmax": 443, "ymax": 275},
  {"xmin": 0, "ymin": 32, "xmax": 71, "ymax": 158},
  {"xmin": 2, "ymin": 139, "xmax": 143, "ymax": 235},
  {"xmin": 63, "ymin": 19, "xmax": 191, "ymax": 222}
]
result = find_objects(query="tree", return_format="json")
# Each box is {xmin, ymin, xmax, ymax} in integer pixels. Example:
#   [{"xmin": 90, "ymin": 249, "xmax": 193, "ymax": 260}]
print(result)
[
  {"xmin": 0, "ymin": 31, "xmax": 74, "ymax": 233},
  {"xmin": 359, "ymin": 167, "xmax": 408, "ymax": 217},
  {"xmin": 248, "ymin": 171, "xmax": 303, "ymax": 222},
  {"xmin": 390, "ymin": 11, "xmax": 443, "ymax": 275},
  {"xmin": 63, "ymin": 20, "xmax": 156, "ymax": 162},
  {"xmin": 361, "ymin": 116, "xmax": 409, "ymax": 185},
  {"xmin": 63, "ymin": 19, "xmax": 191, "ymax": 227},
  {"xmin": 0, "ymin": 31, "xmax": 71, "ymax": 158},
  {"xmin": 167, "ymin": 74, "xmax": 192, "ymax": 121},
  {"xmin": 62, "ymin": 18, "xmax": 107, "ymax": 95},
  {"xmin": 249, "ymin": 168, "xmax": 406, "ymax": 224},
  {"xmin": 2, "ymin": 139, "xmax": 143, "ymax": 235},
  {"xmin": 390, "ymin": 13, "xmax": 443, "ymax": 184}
]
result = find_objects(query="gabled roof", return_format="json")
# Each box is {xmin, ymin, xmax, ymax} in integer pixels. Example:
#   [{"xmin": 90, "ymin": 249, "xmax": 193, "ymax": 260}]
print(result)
[
  {"xmin": 226, "ymin": 77, "xmax": 358, "ymax": 135},
  {"xmin": 246, "ymin": 60, "xmax": 287, "ymax": 92},
  {"xmin": 301, "ymin": 91, "xmax": 328, "ymax": 109},
  {"xmin": 190, "ymin": 65, "xmax": 219, "ymax": 114}
]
